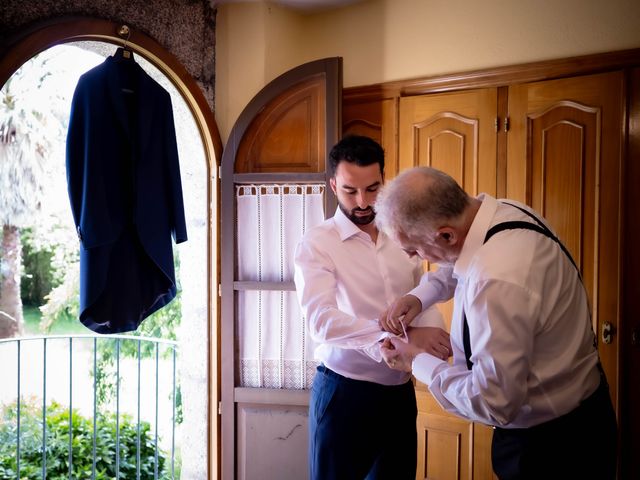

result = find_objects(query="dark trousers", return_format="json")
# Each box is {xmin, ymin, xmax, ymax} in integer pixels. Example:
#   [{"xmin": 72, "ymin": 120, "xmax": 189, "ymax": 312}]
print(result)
[
  {"xmin": 491, "ymin": 378, "xmax": 617, "ymax": 480},
  {"xmin": 309, "ymin": 365, "xmax": 417, "ymax": 480}
]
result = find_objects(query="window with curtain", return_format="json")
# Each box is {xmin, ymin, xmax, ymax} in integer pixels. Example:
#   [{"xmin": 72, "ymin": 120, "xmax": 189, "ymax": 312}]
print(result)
[{"xmin": 236, "ymin": 184, "xmax": 325, "ymax": 389}]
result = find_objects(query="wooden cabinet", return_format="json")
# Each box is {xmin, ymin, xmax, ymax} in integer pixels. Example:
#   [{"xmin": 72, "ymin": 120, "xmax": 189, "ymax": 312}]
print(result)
[
  {"xmin": 399, "ymin": 88, "xmax": 498, "ymax": 197},
  {"xmin": 506, "ymin": 71, "xmax": 623, "ymax": 412},
  {"xmin": 401, "ymin": 88, "xmax": 500, "ymax": 480},
  {"xmin": 343, "ymin": 97, "xmax": 399, "ymax": 179},
  {"xmin": 344, "ymin": 54, "xmax": 637, "ymax": 479}
]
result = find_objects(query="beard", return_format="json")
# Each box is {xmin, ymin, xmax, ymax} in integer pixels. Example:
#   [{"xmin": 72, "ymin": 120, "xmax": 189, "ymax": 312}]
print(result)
[{"xmin": 338, "ymin": 202, "xmax": 376, "ymax": 225}]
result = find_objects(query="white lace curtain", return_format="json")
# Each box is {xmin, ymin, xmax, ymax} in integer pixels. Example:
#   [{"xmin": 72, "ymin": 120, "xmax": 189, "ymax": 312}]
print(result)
[{"xmin": 236, "ymin": 184, "xmax": 325, "ymax": 389}]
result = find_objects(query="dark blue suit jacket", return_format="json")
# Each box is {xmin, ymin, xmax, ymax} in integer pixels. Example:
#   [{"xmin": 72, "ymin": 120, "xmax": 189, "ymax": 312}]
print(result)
[{"xmin": 66, "ymin": 52, "xmax": 187, "ymax": 334}]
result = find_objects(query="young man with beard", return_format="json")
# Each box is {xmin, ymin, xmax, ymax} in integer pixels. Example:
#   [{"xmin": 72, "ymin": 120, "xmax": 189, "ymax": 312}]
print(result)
[{"xmin": 294, "ymin": 136, "xmax": 452, "ymax": 479}]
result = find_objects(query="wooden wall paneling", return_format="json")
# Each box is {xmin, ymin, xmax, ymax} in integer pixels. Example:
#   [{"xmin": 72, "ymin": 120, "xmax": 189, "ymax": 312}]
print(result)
[
  {"xmin": 235, "ymin": 76, "xmax": 326, "ymax": 173},
  {"xmin": 496, "ymin": 86, "xmax": 509, "ymax": 198},
  {"xmin": 472, "ymin": 424, "xmax": 498, "ymax": 480},
  {"xmin": 399, "ymin": 88, "xmax": 499, "ymax": 479},
  {"xmin": 416, "ymin": 391, "xmax": 473, "ymax": 480},
  {"xmin": 398, "ymin": 89, "xmax": 498, "ymax": 196}
]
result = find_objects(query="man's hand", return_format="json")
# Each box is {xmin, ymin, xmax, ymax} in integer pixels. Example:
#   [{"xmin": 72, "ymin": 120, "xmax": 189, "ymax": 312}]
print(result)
[
  {"xmin": 379, "ymin": 294, "xmax": 422, "ymax": 335},
  {"xmin": 380, "ymin": 326, "xmax": 451, "ymax": 372},
  {"xmin": 408, "ymin": 327, "xmax": 451, "ymax": 360},
  {"xmin": 380, "ymin": 337, "xmax": 423, "ymax": 372}
]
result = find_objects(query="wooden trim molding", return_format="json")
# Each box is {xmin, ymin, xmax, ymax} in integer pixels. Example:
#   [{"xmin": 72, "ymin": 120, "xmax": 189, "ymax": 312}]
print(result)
[{"xmin": 344, "ymin": 48, "xmax": 640, "ymax": 102}]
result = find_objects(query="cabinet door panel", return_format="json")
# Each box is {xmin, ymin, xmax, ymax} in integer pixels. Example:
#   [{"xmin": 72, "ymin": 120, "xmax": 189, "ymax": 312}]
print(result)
[
  {"xmin": 399, "ymin": 89, "xmax": 498, "ymax": 329},
  {"xmin": 416, "ymin": 391, "xmax": 474, "ymax": 480},
  {"xmin": 399, "ymin": 89, "xmax": 498, "ymax": 196},
  {"xmin": 343, "ymin": 98, "xmax": 398, "ymax": 179},
  {"xmin": 507, "ymin": 71, "xmax": 623, "ymax": 412},
  {"xmin": 399, "ymin": 89, "xmax": 499, "ymax": 480}
]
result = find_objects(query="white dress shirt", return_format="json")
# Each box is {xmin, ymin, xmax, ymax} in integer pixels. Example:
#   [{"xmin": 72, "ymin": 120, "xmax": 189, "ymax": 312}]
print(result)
[
  {"xmin": 294, "ymin": 207, "xmax": 445, "ymax": 385},
  {"xmin": 410, "ymin": 194, "xmax": 601, "ymax": 428}
]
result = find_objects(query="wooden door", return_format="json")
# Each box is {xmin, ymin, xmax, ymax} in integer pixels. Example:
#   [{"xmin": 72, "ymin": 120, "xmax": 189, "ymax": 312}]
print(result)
[
  {"xmin": 399, "ymin": 88, "xmax": 498, "ymax": 480},
  {"xmin": 343, "ymin": 98, "xmax": 399, "ymax": 179},
  {"xmin": 506, "ymin": 71, "xmax": 623, "ymax": 414},
  {"xmin": 220, "ymin": 58, "xmax": 341, "ymax": 480}
]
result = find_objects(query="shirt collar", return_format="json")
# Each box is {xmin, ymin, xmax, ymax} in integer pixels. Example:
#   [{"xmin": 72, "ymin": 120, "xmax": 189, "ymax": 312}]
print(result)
[
  {"xmin": 453, "ymin": 193, "xmax": 498, "ymax": 278},
  {"xmin": 333, "ymin": 206, "xmax": 381, "ymax": 242}
]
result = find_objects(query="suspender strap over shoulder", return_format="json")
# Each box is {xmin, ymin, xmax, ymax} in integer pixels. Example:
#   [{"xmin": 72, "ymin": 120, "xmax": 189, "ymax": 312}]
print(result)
[
  {"xmin": 486, "ymin": 202, "xmax": 579, "ymax": 271},
  {"xmin": 463, "ymin": 202, "xmax": 579, "ymax": 370}
]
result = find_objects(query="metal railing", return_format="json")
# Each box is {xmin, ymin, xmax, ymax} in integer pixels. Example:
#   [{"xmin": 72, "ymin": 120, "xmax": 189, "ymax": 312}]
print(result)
[{"xmin": 0, "ymin": 334, "xmax": 179, "ymax": 479}]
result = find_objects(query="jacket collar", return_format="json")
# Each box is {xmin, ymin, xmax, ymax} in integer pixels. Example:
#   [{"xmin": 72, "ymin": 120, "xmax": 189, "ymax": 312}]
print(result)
[{"xmin": 104, "ymin": 55, "xmax": 154, "ymax": 156}]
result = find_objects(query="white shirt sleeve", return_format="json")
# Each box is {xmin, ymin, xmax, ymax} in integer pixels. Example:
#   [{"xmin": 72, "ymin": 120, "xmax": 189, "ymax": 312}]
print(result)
[
  {"xmin": 410, "ymin": 266, "xmax": 457, "ymax": 310},
  {"xmin": 294, "ymin": 238, "xmax": 387, "ymax": 350},
  {"xmin": 412, "ymin": 278, "xmax": 541, "ymax": 427}
]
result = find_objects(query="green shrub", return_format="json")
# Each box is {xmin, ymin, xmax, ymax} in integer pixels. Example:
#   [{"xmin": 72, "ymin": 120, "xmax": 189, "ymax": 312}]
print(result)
[{"xmin": 0, "ymin": 399, "xmax": 170, "ymax": 479}]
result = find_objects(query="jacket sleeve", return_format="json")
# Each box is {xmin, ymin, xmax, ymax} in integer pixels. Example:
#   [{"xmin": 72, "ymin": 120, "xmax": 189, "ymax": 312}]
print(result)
[
  {"xmin": 163, "ymin": 94, "xmax": 188, "ymax": 244},
  {"xmin": 65, "ymin": 78, "xmax": 87, "ymax": 234}
]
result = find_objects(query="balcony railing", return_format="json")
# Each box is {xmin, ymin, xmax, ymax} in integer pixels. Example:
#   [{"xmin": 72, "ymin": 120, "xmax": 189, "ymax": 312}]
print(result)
[{"xmin": 0, "ymin": 333, "xmax": 179, "ymax": 479}]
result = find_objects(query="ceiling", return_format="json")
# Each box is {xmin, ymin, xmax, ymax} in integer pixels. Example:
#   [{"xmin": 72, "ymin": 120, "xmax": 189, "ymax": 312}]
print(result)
[{"xmin": 215, "ymin": 0, "xmax": 366, "ymax": 13}]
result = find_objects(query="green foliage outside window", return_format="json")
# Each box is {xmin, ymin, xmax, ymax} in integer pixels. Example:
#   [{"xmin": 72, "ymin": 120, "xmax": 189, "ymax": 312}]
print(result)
[
  {"xmin": 0, "ymin": 399, "xmax": 170, "ymax": 480},
  {"xmin": 20, "ymin": 228, "xmax": 60, "ymax": 307}
]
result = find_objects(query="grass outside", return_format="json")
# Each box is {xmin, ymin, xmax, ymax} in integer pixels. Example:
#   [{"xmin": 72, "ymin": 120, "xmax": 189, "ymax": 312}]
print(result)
[{"xmin": 22, "ymin": 305, "xmax": 86, "ymax": 335}]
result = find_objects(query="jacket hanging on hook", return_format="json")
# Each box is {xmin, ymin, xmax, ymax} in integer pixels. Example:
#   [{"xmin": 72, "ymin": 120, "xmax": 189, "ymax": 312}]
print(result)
[{"xmin": 66, "ymin": 53, "xmax": 188, "ymax": 334}]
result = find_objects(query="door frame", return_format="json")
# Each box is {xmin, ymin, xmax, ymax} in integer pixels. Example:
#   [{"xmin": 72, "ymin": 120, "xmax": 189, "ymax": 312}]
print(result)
[
  {"xmin": 220, "ymin": 57, "xmax": 341, "ymax": 479},
  {"xmin": 0, "ymin": 16, "xmax": 222, "ymax": 479}
]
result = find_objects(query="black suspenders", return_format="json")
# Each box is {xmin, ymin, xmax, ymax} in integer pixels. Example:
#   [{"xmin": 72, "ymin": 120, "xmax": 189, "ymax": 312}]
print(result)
[{"xmin": 462, "ymin": 202, "xmax": 580, "ymax": 370}]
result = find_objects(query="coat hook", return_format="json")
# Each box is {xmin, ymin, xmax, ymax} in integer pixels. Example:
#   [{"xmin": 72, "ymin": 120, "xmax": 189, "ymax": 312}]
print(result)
[{"xmin": 118, "ymin": 24, "xmax": 131, "ymax": 49}]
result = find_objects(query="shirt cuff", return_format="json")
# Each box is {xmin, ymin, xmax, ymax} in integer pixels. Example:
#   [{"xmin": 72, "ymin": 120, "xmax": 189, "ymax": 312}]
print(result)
[
  {"xmin": 411, "ymin": 352, "xmax": 444, "ymax": 384},
  {"xmin": 410, "ymin": 284, "xmax": 440, "ymax": 312}
]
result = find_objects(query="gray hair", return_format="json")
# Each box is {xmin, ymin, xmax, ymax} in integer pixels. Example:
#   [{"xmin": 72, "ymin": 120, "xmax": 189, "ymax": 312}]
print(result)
[{"xmin": 375, "ymin": 166, "xmax": 470, "ymax": 238}]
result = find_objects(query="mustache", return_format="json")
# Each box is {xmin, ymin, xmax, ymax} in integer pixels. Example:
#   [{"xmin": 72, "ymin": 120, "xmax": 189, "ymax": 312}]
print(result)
[{"xmin": 352, "ymin": 207, "xmax": 374, "ymax": 213}]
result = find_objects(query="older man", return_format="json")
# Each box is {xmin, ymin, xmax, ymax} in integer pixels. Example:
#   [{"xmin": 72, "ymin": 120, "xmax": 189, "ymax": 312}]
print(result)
[{"xmin": 375, "ymin": 166, "xmax": 617, "ymax": 480}]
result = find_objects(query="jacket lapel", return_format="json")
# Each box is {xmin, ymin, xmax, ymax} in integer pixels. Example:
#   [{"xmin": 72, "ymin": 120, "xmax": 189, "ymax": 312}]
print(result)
[
  {"xmin": 134, "ymin": 67, "xmax": 155, "ymax": 159},
  {"xmin": 105, "ymin": 55, "xmax": 155, "ymax": 159},
  {"xmin": 105, "ymin": 56, "xmax": 132, "ymax": 137}
]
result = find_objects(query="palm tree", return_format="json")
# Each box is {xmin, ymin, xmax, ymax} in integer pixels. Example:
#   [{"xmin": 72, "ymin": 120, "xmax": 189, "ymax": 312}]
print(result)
[{"xmin": 0, "ymin": 59, "xmax": 53, "ymax": 338}]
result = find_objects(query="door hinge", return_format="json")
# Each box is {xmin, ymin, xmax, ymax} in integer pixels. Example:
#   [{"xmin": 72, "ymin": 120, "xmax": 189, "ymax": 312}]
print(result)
[
  {"xmin": 218, "ymin": 166, "xmax": 222, "ymax": 179},
  {"xmin": 218, "ymin": 401, "xmax": 222, "ymax": 415},
  {"xmin": 504, "ymin": 117, "xmax": 510, "ymax": 132},
  {"xmin": 218, "ymin": 283, "xmax": 222, "ymax": 297},
  {"xmin": 494, "ymin": 117, "xmax": 499, "ymax": 132}
]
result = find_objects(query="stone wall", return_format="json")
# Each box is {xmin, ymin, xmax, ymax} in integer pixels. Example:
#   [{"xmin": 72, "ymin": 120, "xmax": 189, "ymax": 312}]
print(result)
[{"xmin": 0, "ymin": 0, "xmax": 216, "ymax": 109}]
